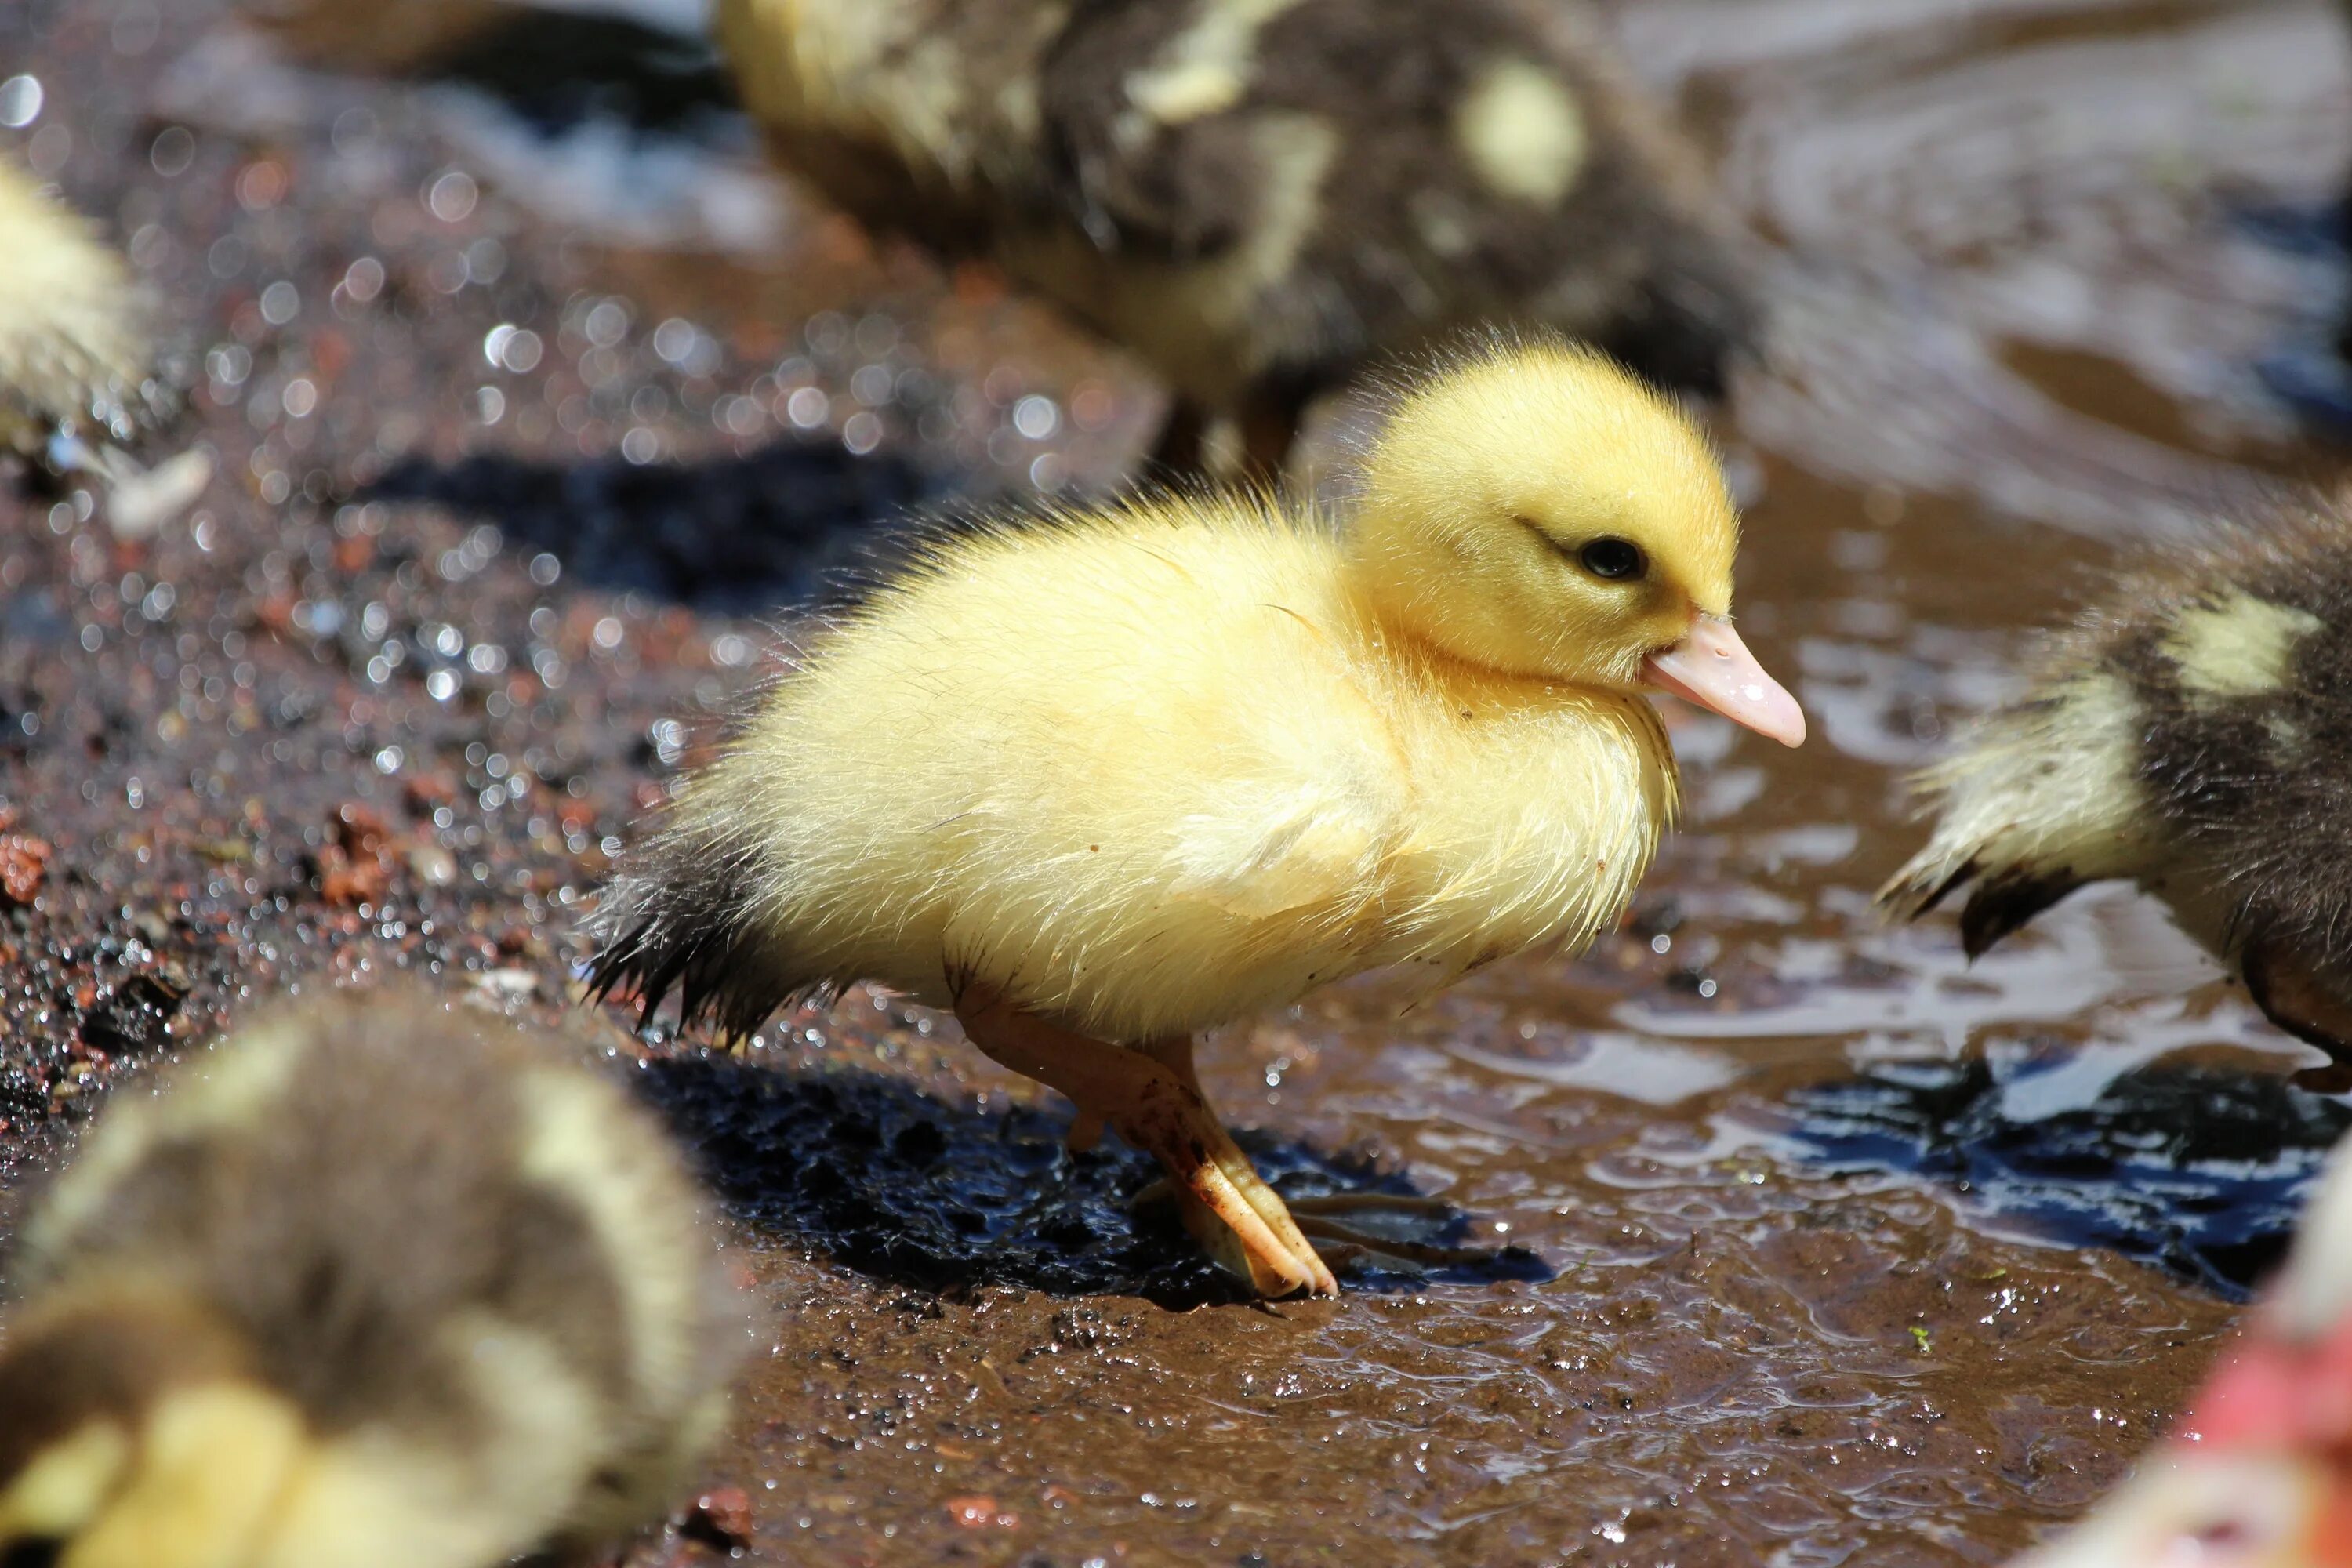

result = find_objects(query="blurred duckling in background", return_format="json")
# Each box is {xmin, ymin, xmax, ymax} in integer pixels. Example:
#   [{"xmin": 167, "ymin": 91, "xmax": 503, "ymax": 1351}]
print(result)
[
  {"xmin": 0, "ymin": 161, "xmax": 210, "ymax": 535},
  {"xmin": 1999, "ymin": 1132, "xmax": 2352, "ymax": 1568},
  {"xmin": 590, "ymin": 339, "xmax": 1803, "ymax": 1298},
  {"xmin": 0, "ymin": 989, "xmax": 742, "ymax": 1568},
  {"xmin": 1882, "ymin": 500, "xmax": 2352, "ymax": 1085},
  {"xmin": 719, "ymin": 0, "xmax": 1759, "ymax": 475}
]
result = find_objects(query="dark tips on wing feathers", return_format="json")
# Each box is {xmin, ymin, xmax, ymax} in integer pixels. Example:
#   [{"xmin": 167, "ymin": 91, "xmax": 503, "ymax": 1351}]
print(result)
[
  {"xmin": 1882, "ymin": 849, "xmax": 2082, "ymax": 960},
  {"xmin": 1890, "ymin": 491, "xmax": 2352, "ymax": 1014},
  {"xmin": 1956, "ymin": 869, "xmax": 2085, "ymax": 960},
  {"xmin": 1875, "ymin": 856, "xmax": 1970, "ymax": 924}
]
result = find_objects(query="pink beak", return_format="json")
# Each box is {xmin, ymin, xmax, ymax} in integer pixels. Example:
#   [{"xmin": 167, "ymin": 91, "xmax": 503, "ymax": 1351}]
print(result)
[{"xmin": 1642, "ymin": 613, "xmax": 1806, "ymax": 748}]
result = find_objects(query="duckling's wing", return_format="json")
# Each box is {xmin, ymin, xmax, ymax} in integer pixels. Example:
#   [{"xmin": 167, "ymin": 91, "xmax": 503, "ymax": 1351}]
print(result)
[
  {"xmin": 1033, "ymin": 14, "xmax": 1261, "ymax": 261},
  {"xmin": 1878, "ymin": 666, "xmax": 2156, "ymax": 956},
  {"xmin": 1166, "ymin": 776, "xmax": 1388, "ymax": 923}
]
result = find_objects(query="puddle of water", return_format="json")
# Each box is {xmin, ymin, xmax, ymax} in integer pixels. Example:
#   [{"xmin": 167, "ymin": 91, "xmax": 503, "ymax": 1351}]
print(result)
[{"xmin": 1449, "ymin": 1033, "xmax": 1748, "ymax": 1108}]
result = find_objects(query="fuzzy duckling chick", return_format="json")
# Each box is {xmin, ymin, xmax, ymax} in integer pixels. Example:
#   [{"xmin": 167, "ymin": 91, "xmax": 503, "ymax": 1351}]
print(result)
[
  {"xmin": 0, "ymin": 989, "xmax": 742, "ymax": 1568},
  {"xmin": 718, "ymin": 0, "xmax": 1758, "ymax": 476},
  {"xmin": 590, "ymin": 340, "xmax": 1802, "ymax": 1298},
  {"xmin": 1998, "ymin": 1134, "xmax": 2352, "ymax": 1568},
  {"xmin": 0, "ymin": 162, "xmax": 209, "ymax": 535},
  {"xmin": 1882, "ymin": 499, "xmax": 2352, "ymax": 1085},
  {"xmin": 0, "ymin": 162, "xmax": 154, "ymax": 460}
]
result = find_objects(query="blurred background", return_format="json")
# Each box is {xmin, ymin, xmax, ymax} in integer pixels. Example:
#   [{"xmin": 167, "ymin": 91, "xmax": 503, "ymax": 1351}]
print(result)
[{"xmin": 5, "ymin": 1, "xmax": 2352, "ymax": 1564}]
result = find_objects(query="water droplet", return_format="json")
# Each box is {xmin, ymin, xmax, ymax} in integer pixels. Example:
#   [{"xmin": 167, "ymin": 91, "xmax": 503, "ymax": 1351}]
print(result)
[
  {"xmin": 426, "ymin": 169, "xmax": 478, "ymax": 223},
  {"xmin": 0, "ymin": 75, "xmax": 43, "ymax": 129}
]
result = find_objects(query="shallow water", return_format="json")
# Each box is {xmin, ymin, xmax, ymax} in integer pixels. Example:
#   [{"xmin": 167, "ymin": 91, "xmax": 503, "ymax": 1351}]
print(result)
[{"xmin": 4, "ymin": 0, "xmax": 2352, "ymax": 1563}]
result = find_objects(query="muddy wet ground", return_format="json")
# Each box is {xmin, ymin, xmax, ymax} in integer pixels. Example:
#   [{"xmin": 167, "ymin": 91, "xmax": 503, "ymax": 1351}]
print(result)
[{"xmin": 6, "ymin": 0, "xmax": 2352, "ymax": 1563}]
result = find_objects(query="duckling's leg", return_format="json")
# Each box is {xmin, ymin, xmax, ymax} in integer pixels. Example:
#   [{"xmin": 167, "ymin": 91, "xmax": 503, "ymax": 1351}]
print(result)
[
  {"xmin": 1130, "ymin": 1181, "xmax": 1508, "ymax": 1275},
  {"xmin": 1140, "ymin": 1032, "xmax": 1509, "ymax": 1271},
  {"xmin": 1139, "ymin": 1034, "xmax": 1506, "ymax": 1274},
  {"xmin": 951, "ymin": 985, "xmax": 1336, "ymax": 1296},
  {"xmin": 1131, "ymin": 1034, "xmax": 1348, "ymax": 1287}
]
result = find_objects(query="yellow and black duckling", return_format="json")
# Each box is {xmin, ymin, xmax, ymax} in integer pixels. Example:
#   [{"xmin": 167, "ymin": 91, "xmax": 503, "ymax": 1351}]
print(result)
[
  {"xmin": 590, "ymin": 339, "xmax": 1804, "ymax": 1298},
  {"xmin": 0, "ymin": 161, "xmax": 209, "ymax": 534},
  {"xmin": 718, "ymin": 0, "xmax": 1759, "ymax": 474},
  {"xmin": 0, "ymin": 989, "xmax": 742, "ymax": 1568},
  {"xmin": 1883, "ymin": 498, "xmax": 2352, "ymax": 1081}
]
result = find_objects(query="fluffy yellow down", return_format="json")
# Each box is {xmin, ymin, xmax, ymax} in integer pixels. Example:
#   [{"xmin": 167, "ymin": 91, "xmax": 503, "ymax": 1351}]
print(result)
[
  {"xmin": 9, "ymin": 1345, "xmax": 615, "ymax": 1568},
  {"xmin": 682, "ymin": 332, "xmax": 1751, "ymax": 1046},
  {"xmin": 700, "ymin": 496, "xmax": 1673, "ymax": 1041},
  {"xmin": 0, "ymin": 162, "xmax": 149, "ymax": 450}
]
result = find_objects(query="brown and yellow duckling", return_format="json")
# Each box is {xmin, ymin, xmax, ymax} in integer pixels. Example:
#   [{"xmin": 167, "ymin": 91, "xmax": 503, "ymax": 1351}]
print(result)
[
  {"xmin": 718, "ymin": 0, "xmax": 1759, "ymax": 474},
  {"xmin": 0, "ymin": 989, "xmax": 742, "ymax": 1568},
  {"xmin": 590, "ymin": 339, "xmax": 1802, "ymax": 1298},
  {"xmin": 0, "ymin": 161, "xmax": 209, "ymax": 533},
  {"xmin": 1883, "ymin": 497, "xmax": 2352, "ymax": 1082}
]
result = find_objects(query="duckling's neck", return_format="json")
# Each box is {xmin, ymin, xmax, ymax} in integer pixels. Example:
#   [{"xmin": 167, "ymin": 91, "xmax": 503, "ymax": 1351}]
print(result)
[
  {"xmin": 1325, "ymin": 538, "xmax": 1683, "ymax": 866},
  {"xmin": 1380, "ymin": 618, "xmax": 1671, "ymax": 768},
  {"xmin": 1337, "ymin": 563, "xmax": 1622, "ymax": 706},
  {"xmin": 1341, "ymin": 612, "xmax": 1680, "ymax": 968},
  {"xmin": 1337, "ymin": 519, "xmax": 1629, "ymax": 695}
]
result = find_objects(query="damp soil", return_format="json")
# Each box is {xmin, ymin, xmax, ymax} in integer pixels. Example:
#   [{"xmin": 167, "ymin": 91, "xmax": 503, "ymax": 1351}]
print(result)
[{"xmin": 5, "ymin": 1, "xmax": 2352, "ymax": 1564}]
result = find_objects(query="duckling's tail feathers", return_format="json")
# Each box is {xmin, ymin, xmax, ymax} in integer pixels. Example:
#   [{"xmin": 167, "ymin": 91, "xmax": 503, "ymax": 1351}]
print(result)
[
  {"xmin": 1879, "ymin": 848, "xmax": 2089, "ymax": 961},
  {"xmin": 1876, "ymin": 672, "xmax": 2151, "ymax": 954},
  {"xmin": 586, "ymin": 821, "xmax": 827, "ymax": 1042}
]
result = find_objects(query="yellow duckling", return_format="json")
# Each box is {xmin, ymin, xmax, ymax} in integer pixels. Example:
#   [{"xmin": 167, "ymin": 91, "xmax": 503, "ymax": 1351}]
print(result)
[
  {"xmin": 0, "ymin": 989, "xmax": 742, "ymax": 1568},
  {"xmin": 590, "ymin": 339, "xmax": 1803, "ymax": 1297},
  {"xmin": 0, "ymin": 161, "xmax": 209, "ymax": 534},
  {"xmin": 717, "ymin": 0, "xmax": 1758, "ymax": 475}
]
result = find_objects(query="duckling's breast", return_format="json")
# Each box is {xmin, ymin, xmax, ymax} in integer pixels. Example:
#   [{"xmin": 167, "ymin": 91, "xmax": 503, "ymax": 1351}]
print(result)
[{"xmin": 1352, "ymin": 669, "xmax": 1679, "ymax": 982}]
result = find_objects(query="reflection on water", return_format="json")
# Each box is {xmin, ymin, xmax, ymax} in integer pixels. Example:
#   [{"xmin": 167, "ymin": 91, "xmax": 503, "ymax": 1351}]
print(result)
[
  {"xmin": 1450, "ymin": 1033, "xmax": 1745, "ymax": 1107},
  {"xmin": 1788, "ymin": 1060, "xmax": 2350, "ymax": 1295}
]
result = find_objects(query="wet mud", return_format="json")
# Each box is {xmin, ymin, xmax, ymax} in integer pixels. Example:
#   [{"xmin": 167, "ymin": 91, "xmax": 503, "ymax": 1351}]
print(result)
[{"xmin": 5, "ymin": 0, "xmax": 2352, "ymax": 1563}]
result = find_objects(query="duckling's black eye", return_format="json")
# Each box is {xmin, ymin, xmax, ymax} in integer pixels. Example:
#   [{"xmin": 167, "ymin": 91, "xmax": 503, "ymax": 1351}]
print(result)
[{"xmin": 1578, "ymin": 538, "xmax": 1645, "ymax": 581}]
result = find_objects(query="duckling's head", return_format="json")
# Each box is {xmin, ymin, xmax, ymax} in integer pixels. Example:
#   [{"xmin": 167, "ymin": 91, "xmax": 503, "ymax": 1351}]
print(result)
[
  {"xmin": 1348, "ymin": 339, "xmax": 1802, "ymax": 746},
  {"xmin": 0, "ymin": 1289, "xmax": 305, "ymax": 1568}
]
